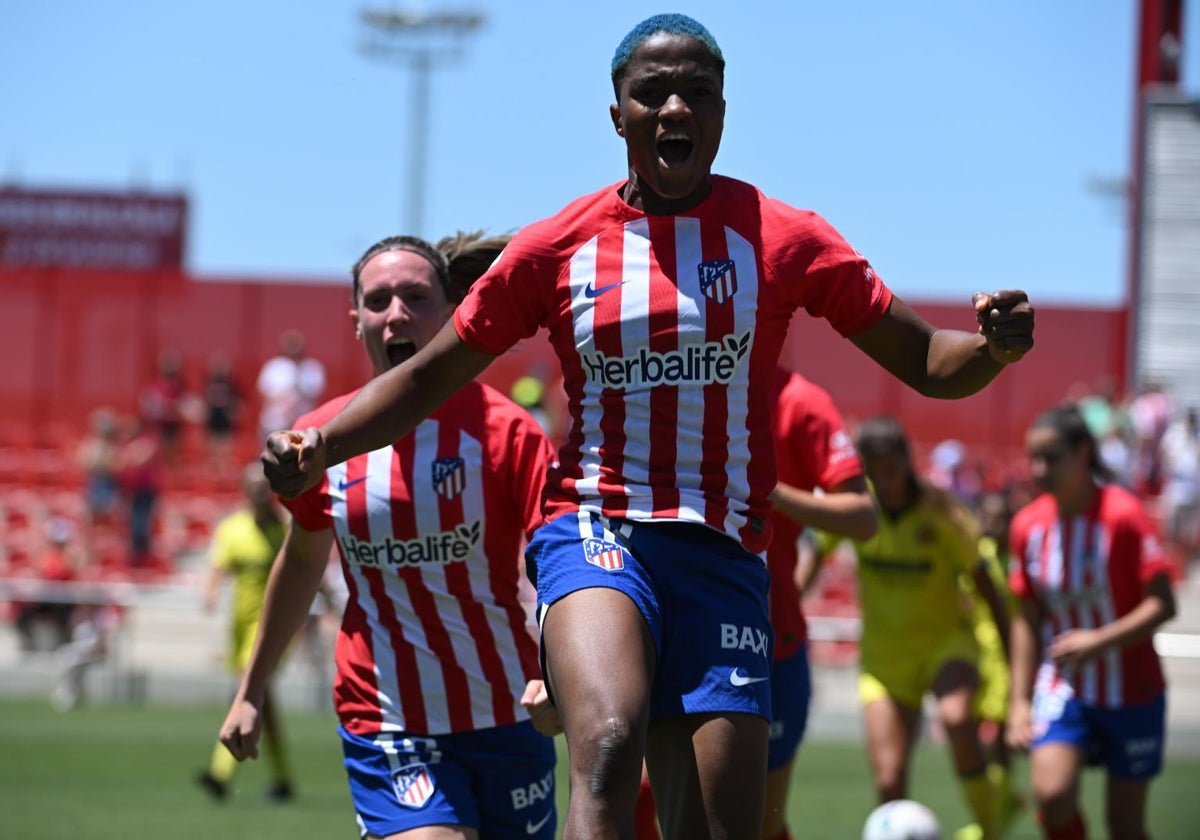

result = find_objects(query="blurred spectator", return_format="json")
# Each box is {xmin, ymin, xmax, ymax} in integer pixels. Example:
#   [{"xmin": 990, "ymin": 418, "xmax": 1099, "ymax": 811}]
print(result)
[
  {"xmin": 1099, "ymin": 421, "xmax": 1135, "ymax": 489},
  {"xmin": 1077, "ymin": 377, "xmax": 1118, "ymax": 440},
  {"xmin": 51, "ymin": 599, "xmax": 123, "ymax": 712},
  {"xmin": 928, "ymin": 438, "xmax": 966, "ymax": 491},
  {"xmin": 138, "ymin": 347, "xmax": 198, "ymax": 463},
  {"xmin": 256, "ymin": 329, "xmax": 325, "ymax": 444},
  {"xmin": 14, "ymin": 518, "xmax": 78, "ymax": 653},
  {"xmin": 119, "ymin": 417, "xmax": 164, "ymax": 571},
  {"xmin": 956, "ymin": 460, "xmax": 987, "ymax": 511},
  {"xmin": 76, "ymin": 407, "xmax": 122, "ymax": 534},
  {"xmin": 1161, "ymin": 406, "xmax": 1200, "ymax": 558},
  {"xmin": 202, "ymin": 352, "xmax": 243, "ymax": 475},
  {"xmin": 928, "ymin": 438, "xmax": 986, "ymax": 507},
  {"xmin": 1128, "ymin": 381, "xmax": 1174, "ymax": 497}
]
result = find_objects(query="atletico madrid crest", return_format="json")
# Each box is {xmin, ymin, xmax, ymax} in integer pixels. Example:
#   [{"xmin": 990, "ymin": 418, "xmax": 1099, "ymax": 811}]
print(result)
[
  {"xmin": 698, "ymin": 258, "xmax": 738, "ymax": 304},
  {"xmin": 392, "ymin": 763, "xmax": 436, "ymax": 809},
  {"xmin": 584, "ymin": 538, "xmax": 626, "ymax": 571},
  {"xmin": 431, "ymin": 456, "xmax": 466, "ymax": 500}
]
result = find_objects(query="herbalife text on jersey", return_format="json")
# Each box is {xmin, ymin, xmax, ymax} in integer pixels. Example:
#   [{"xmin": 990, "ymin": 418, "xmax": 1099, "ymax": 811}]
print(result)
[{"xmin": 580, "ymin": 332, "xmax": 752, "ymax": 389}]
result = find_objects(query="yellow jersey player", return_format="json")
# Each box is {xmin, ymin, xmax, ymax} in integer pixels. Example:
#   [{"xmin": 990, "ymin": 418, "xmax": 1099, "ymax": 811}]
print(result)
[
  {"xmin": 819, "ymin": 417, "xmax": 1009, "ymax": 839},
  {"xmin": 197, "ymin": 463, "xmax": 293, "ymax": 801},
  {"xmin": 963, "ymin": 491, "xmax": 1025, "ymax": 836}
]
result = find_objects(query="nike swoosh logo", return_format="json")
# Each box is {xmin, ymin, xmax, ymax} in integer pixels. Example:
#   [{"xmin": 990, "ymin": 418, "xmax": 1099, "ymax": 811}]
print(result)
[
  {"xmin": 526, "ymin": 811, "xmax": 552, "ymax": 835},
  {"xmin": 583, "ymin": 280, "xmax": 625, "ymax": 299},
  {"xmin": 729, "ymin": 668, "xmax": 768, "ymax": 687},
  {"xmin": 338, "ymin": 476, "xmax": 368, "ymax": 491}
]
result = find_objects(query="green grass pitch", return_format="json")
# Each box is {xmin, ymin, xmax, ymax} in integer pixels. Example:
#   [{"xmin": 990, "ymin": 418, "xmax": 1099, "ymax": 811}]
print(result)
[{"xmin": 1, "ymin": 698, "xmax": 1198, "ymax": 838}]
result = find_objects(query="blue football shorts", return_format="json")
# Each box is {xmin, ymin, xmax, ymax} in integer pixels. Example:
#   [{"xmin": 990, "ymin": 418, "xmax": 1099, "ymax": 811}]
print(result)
[
  {"xmin": 340, "ymin": 720, "xmax": 557, "ymax": 838},
  {"xmin": 767, "ymin": 643, "xmax": 812, "ymax": 771},
  {"xmin": 1032, "ymin": 688, "xmax": 1166, "ymax": 780},
  {"xmin": 526, "ymin": 510, "xmax": 772, "ymax": 723}
]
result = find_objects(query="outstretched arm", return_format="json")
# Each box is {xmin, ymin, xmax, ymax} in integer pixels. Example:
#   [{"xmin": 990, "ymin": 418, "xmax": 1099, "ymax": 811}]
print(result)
[
  {"xmin": 769, "ymin": 476, "xmax": 877, "ymax": 542},
  {"xmin": 263, "ymin": 323, "xmax": 495, "ymax": 498},
  {"xmin": 219, "ymin": 523, "xmax": 334, "ymax": 760},
  {"xmin": 851, "ymin": 291, "xmax": 1034, "ymax": 399}
]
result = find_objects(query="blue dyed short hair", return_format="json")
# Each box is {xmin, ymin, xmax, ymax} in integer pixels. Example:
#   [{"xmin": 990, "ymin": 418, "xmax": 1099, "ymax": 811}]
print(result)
[{"xmin": 610, "ymin": 13, "xmax": 724, "ymax": 95}]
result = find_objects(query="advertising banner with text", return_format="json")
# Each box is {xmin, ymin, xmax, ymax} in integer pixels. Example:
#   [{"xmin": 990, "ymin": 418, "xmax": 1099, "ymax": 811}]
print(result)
[{"xmin": 0, "ymin": 187, "xmax": 187, "ymax": 271}]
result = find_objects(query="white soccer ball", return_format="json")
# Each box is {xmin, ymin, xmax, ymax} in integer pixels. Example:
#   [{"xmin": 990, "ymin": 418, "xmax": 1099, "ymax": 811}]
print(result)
[{"xmin": 862, "ymin": 799, "xmax": 942, "ymax": 840}]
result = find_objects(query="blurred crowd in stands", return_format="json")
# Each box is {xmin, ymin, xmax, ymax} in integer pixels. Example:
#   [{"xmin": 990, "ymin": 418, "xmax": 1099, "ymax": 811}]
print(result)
[
  {"xmin": 789, "ymin": 378, "xmax": 1197, "ymax": 673},
  {"xmin": 1, "ymin": 330, "xmax": 327, "ymax": 656},
  {"xmin": 923, "ymin": 379, "xmax": 1199, "ymax": 564},
  {"xmin": 3, "ymin": 344, "xmax": 1197, "ymax": 673}
]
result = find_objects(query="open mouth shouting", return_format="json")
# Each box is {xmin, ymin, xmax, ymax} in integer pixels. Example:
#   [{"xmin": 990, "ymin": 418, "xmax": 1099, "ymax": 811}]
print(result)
[
  {"xmin": 386, "ymin": 338, "xmax": 417, "ymax": 369},
  {"xmin": 656, "ymin": 131, "xmax": 695, "ymax": 167}
]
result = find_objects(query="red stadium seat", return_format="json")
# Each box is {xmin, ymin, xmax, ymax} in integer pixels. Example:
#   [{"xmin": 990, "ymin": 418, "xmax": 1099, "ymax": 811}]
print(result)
[{"xmin": 0, "ymin": 448, "xmax": 34, "ymax": 485}]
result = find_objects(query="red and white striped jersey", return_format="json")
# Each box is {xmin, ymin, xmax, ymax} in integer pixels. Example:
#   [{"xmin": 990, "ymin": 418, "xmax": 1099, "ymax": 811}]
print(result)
[
  {"xmin": 1010, "ymin": 485, "xmax": 1172, "ymax": 708},
  {"xmin": 768, "ymin": 369, "xmax": 864, "ymax": 659},
  {"xmin": 454, "ymin": 176, "xmax": 891, "ymax": 553},
  {"xmin": 284, "ymin": 381, "xmax": 552, "ymax": 737}
]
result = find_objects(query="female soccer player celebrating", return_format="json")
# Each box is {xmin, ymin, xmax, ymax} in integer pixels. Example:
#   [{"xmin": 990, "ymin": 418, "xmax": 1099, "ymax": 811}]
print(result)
[
  {"xmin": 220, "ymin": 233, "xmax": 560, "ymax": 839},
  {"xmin": 261, "ymin": 14, "xmax": 1035, "ymax": 837},
  {"xmin": 1009, "ymin": 405, "xmax": 1176, "ymax": 840}
]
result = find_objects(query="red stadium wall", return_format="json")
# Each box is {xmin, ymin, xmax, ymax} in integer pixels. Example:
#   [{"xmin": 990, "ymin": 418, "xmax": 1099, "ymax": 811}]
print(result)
[
  {"xmin": 780, "ymin": 304, "xmax": 1127, "ymax": 466},
  {"xmin": 0, "ymin": 266, "xmax": 1124, "ymax": 467}
]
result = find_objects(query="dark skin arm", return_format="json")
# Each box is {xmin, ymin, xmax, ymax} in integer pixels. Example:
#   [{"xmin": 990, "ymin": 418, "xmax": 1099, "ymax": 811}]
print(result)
[
  {"xmin": 851, "ymin": 291, "xmax": 1034, "ymax": 398},
  {"xmin": 265, "ymin": 290, "xmax": 1034, "ymax": 497}
]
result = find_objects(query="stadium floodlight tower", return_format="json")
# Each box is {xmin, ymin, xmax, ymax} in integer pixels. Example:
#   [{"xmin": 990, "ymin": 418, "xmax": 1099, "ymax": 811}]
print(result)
[{"xmin": 358, "ymin": 6, "xmax": 485, "ymax": 238}]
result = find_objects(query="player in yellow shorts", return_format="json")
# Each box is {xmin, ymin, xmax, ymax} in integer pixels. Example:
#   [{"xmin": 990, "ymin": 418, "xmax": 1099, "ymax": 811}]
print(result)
[
  {"xmin": 966, "ymin": 491, "xmax": 1025, "ymax": 836},
  {"xmin": 819, "ymin": 418, "xmax": 1011, "ymax": 839},
  {"xmin": 196, "ymin": 463, "xmax": 293, "ymax": 801},
  {"xmin": 969, "ymin": 555, "xmax": 1009, "ymax": 731}
]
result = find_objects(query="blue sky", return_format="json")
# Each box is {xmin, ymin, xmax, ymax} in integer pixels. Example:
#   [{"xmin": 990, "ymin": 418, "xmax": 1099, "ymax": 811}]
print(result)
[{"xmin": 4, "ymin": 1, "xmax": 1197, "ymax": 304}]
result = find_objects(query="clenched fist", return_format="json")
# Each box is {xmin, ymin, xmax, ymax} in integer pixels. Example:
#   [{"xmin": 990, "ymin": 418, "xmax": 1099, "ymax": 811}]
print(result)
[
  {"xmin": 973, "ymin": 290, "xmax": 1035, "ymax": 364},
  {"xmin": 261, "ymin": 428, "xmax": 326, "ymax": 499}
]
